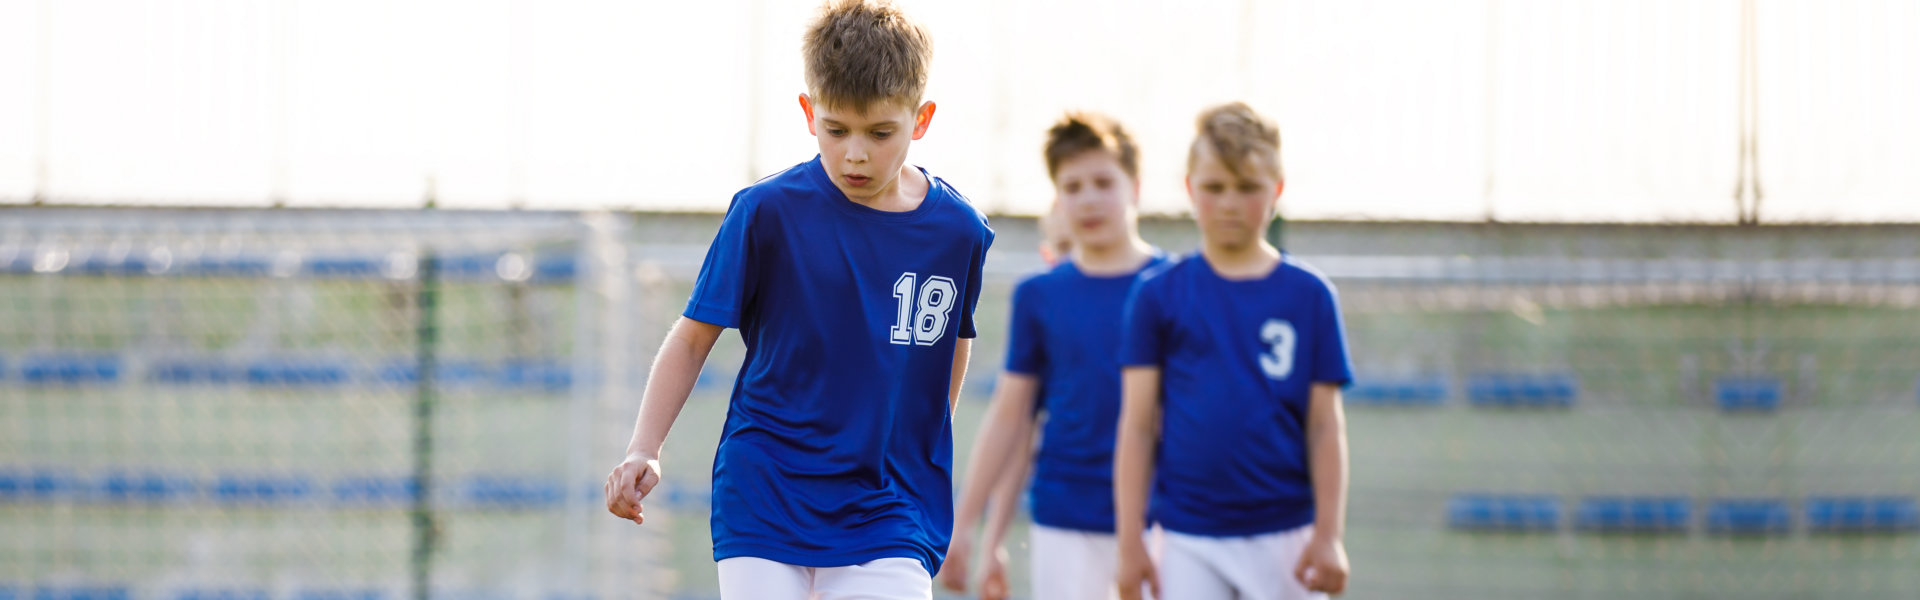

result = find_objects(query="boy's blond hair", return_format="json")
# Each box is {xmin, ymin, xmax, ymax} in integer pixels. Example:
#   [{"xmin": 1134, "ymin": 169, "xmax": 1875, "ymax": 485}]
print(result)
[
  {"xmin": 1043, "ymin": 112, "xmax": 1140, "ymax": 182},
  {"xmin": 1188, "ymin": 102, "xmax": 1283, "ymax": 181},
  {"xmin": 802, "ymin": 0, "xmax": 933, "ymax": 114}
]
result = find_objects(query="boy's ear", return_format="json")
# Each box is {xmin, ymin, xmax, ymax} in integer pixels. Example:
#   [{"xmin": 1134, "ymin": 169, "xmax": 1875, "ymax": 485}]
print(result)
[
  {"xmin": 799, "ymin": 94, "xmax": 817, "ymax": 136},
  {"xmin": 911, "ymin": 101, "xmax": 936, "ymax": 140}
]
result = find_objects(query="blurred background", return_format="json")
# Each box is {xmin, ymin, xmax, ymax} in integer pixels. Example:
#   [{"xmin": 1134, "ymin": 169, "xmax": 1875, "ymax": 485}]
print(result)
[{"xmin": 2, "ymin": 1, "xmax": 1918, "ymax": 599}]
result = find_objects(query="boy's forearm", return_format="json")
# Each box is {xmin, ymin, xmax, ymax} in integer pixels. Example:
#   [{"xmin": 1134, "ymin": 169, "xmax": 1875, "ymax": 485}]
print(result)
[
  {"xmin": 953, "ymin": 374, "xmax": 1038, "ymax": 535},
  {"xmin": 625, "ymin": 318, "xmax": 721, "ymax": 458},
  {"xmin": 1114, "ymin": 368, "xmax": 1161, "ymax": 541},
  {"xmin": 981, "ymin": 428, "xmax": 1036, "ymax": 548},
  {"xmin": 948, "ymin": 338, "xmax": 973, "ymax": 413},
  {"xmin": 1308, "ymin": 384, "xmax": 1349, "ymax": 540}
]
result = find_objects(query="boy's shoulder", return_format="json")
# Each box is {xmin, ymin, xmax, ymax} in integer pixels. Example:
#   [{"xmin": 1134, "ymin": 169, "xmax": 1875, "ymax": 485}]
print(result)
[
  {"xmin": 1278, "ymin": 253, "xmax": 1339, "ymax": 297},
  {"xmin": 922, "ymin": 168, "xmax": 992, "ymax": 233},
  {"xmin": 731, "ymin": 158, "xmax": 830, "ymax": 213}
]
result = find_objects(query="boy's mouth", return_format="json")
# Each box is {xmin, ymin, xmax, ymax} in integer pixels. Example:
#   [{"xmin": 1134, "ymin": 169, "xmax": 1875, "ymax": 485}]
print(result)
[{"xmin": 843, "ymin": 174, "xmax": 872, "ymax": 187}]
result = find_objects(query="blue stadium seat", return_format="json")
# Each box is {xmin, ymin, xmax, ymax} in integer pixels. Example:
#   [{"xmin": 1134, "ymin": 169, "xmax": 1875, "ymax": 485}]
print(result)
[
  {"xmin": 175, "ymin": 588, "xmax": 269, "ymax": 600},
  {"xmin": 98, "ymin": 471, "xmax": 197, "ymax": 503},
  {"xmin": 1705, "ymin": 498, "xmax": 1792, "ymax": 535},
  {"xmin": 32, "ymin": 586, "xmax": 130, "ymax": 600},
  {"xmin": 1447, "ymin": 494, "xmax": 1561, "ymax": 531},
  {"xmin": 185, "ymin": 256, "xmax": 273, "ymax": 277},
  {"xmin": 293, "ymin": 590, "xmax": 385, "ymax": 600},
  {"xmin": 73, "ymin": 254, "xmax": 152, "ymax": 276},
  {"xmin": 497, "ymin": 360, "xmax": 572, "ymax": 392},
  {"xmin": 1345, "ymin": 375, "xmax": 1448, "ymax": 407},
  {"xmin": 152, "ymin": 359, "xmax": 245, "ymax": 385},
  {"xmin": 1806, "ymin": 496, "xmax": 1920, "ymax": 533},
  {"xmin": 532, "ymin": 256, "xmax": 578, "ymax": 283},
  {"xmin": 1466, "ymin": 373, "xmax": 1577, "ymax": 408},
  {"xmin": 463, "ymin": 476, "xmax": 564, "ymax": 508},
  {"xmin": 376, "ymin": 359, "xmax": 493, "ymax": 387},
  {"xmin": 1575, "ymin": 496, "xmax": 1692, "ymax": 533},
  {"xmin": 0, "ymin": 467, "xmax": 80, "ymax": 501},
  {"xmin": 332, "ymin": 476, "xmax": 420, "ymax": 505},
  {"xmin": 22, "ymin": 354, "xmax": 121, "ymax": 385},
  {"xmin": 1714, "ymin": 376, "xmax": 1783, "ymax": 412},
  {"xmin": 213, "ymin": 474, "xmax": 314, "ymax": 504},
  {"xmin": 305, "ymin": 256, "xmax": 388, "ymax": 278},
  {"xmin": 246, "ymin": 358, "xmax": 349, "ymax": 387}
]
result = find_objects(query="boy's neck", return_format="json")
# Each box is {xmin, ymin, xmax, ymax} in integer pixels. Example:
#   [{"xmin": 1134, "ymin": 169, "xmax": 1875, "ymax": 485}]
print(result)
[
  {"xmin": 1073, "ymin": 237, "xmax": 1155, "ymax": 276},
  {"xmin": 836, "ymin": 163, "xmax": 929, "ymax": 213},
  {"xmin": 1201, "ymin": 240, "xmax": 1282, "ymax": 280}
]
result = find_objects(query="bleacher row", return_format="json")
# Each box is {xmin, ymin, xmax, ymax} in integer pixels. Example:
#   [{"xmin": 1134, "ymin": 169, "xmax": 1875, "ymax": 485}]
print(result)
[
  {"xmin": 0, "ymin": 355, "xmax": 579, "ymax": 392},
  {"xmin": 1346, "ymin": 373, "xmax": 1858, "ymax": 412},
  {"xmin": 0, "ymin": 467, "xmax": 713, "ymax": 510},
  {"xmin": 1447, "ymin": 494, "xmax": 1920, "ymax": 535},
  {"xmin": 0, "ymin": 586, "xmax": 658, "ymax": 600},
  {"xmin": 0, "ymin": 250, "xmax": 577, "ymax": 283}
]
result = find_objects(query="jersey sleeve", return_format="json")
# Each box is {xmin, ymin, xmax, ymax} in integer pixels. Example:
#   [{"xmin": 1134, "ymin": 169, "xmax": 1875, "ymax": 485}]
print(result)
[
  {"xmin": 953, "ymin": 226, "xmax": 995, "ymax": 340},
  {"xmin": 682, "ymin": 194, "xmax": 762, "ymax": 329},
  {"xmin": 1002, "ymin": 276, "xmax": 1046, "ymax": 374},
  {"xmin": 1310, "ymin": 278, "xmax": 1355, "ymax": 387},
  {"xmin": 1119, "ymin": 274, "xmax": 1167, "ymax": 368}
]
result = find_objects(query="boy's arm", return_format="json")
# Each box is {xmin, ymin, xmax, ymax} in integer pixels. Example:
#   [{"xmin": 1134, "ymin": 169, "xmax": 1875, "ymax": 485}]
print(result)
[
  {"xmin": 939, "ymin": 371, "xmax": 1039, "ymax": 593},
  {"xmin": 604, "ymin": 316, "xmax": 724, "ymax": 525},
  {"xmin": 1114, "ymin": 366, "xmax": 1162, "ymax": 600},
  {"xmin": 1294, "ymin": 381, "xmax": 1351, "ymax": 594},
  {"xmin": 948, "ymin": 338, "xmax": 973, "ymax": 413}
]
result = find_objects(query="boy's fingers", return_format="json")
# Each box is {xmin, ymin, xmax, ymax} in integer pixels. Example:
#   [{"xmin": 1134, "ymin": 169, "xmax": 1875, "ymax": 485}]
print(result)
[{"xmin": 1145, "ymin": 565, "xmax": 1160, "ymax": 600}]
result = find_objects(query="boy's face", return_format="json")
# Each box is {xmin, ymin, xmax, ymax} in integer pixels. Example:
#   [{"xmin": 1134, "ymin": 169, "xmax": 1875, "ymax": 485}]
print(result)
[
  {"xmin": 800, "ymin": 94, "xmax": 936, "ymax": 204},
  {"xmin": 1186, "ymin": 144, "xmax": 1282, "ymax": 251},
  {"xmin": 1053, "ymin": 149, "xmax": 1139, "ymax": 252}
]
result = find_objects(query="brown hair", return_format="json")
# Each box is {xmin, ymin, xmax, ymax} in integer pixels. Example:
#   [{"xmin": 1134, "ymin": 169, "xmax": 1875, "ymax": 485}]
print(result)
[
  {"xmin": 1044, "ymin": 112, "xmax": 1140, "ymax": 182},
  {"xmin": 802, "ymin": 0, "xmax": 934, "ymax": 114},
  {"xmin": 1187, "ymin": 102, "xmax": 1282, "ymax": 180}
]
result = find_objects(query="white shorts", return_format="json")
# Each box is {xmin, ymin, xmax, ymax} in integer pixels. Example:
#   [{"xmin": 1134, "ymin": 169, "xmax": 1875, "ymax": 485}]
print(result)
[
  {"xmin": 1155, "ymin": 524, "xmax": 1327, "ymax": 600},
  {"xmin": 1029, "ymin": 524, "xmax": 1120, "ymax": 600},
  {"xmin": 716, "ymin": 556, "xmax": 930, "ymax": 600}
]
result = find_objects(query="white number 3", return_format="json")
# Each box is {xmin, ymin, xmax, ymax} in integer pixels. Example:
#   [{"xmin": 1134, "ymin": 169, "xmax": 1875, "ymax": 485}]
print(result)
[
  {"xmin": 1259, "ymin": 318, "xmax": 1297, "ymax": 379},
  {"xmin": 890, "ymin": 272, "xmax": 957, "ymax": 346}
]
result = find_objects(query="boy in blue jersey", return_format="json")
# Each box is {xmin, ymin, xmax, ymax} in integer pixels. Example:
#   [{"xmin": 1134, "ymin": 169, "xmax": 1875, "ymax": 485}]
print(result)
[
  {"xmin": 1114, "ymin": 103, "xmax": 1352, "ymax": 600},
  {"xmin": 941, "ymin": 113, "xmax": 1164, "ymax": 600},
  {"xmin": 601, "ymin": 2, "xmax": 994, "ymax": 598}
]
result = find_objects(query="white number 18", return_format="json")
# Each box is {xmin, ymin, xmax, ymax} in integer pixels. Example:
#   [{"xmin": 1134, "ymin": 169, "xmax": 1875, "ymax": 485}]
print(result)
[{"xmin": 890, "ymin": 272, "xmax": 957, "ymax": 346}]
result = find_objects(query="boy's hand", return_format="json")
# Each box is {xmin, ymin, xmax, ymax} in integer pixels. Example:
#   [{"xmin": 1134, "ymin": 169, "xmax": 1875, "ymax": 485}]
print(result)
[
  {"xmin": 937, "ymin": 532, "xmax": 974, "ymax": 593},
  {"xmin": 977, "ymin": 544, "xmax": 1011, "ymax": 600},
  {"xmin": 1115, "ymin": 537, "xmax": 1159, "ymax": 600},
  {"xmin": 1293, "ymin": 534, "xmax": 1349, "ymax": 595},
  {"xmin": 604, "ymin": 452, "xmax": 662, "ymax": 525}
]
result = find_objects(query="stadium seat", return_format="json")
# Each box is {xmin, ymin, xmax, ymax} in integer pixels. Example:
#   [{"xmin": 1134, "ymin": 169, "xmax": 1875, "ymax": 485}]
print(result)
[
  {"xmin": 462, "ymin": 476, "xmax": 564, "ymax": 508},
  {"xmin": 31, "ymin": 586, "xmax": 130, "ymax": 600},
  {"xmin": 175, "ymin": 589, "xmax": 269, "ymax": 600},
  {"xmin": 1446, "ymin": 494, "xmax": 1561, "ymax": 531},
  {"xmin": 1705, "ymin": 498, "xmax": 1792, "ymax": 535},
  {"xmin": 1466, "ymin": 373, "xmax": 1577, "ymax": 408},
  {"xmin": 212, "ymin": 474, "xmax": 314, "ymax": 504},
  {"xmin": 532, "ymin": 256, "xmax": 578, "ymax": 283},
  {"xmin": 74, "ymin": 254, "xmax": 152, "ymax": 276},
  {"xmin": 0, "ymin": 467, "xmax": 80, "ymax": 501},
  {"xmin": 21, "ymin": 354, "xmax": 121, "ymax": 385},
  {"xmin": 376, "ymin": 359, "xmax": 493, "ymax": 387},
  {"xmin": 332, "ymin": 476, "xmax": 420, "ymax": 506},
  {"xmin": 245, "ymin": 358, "xmax": 350, "ymax": 387},
  {"xmin": 1714, "ymin": 376, "xmax": 1783, "ymax": 412},
  {"xmin": 1806, "ymin": 496, "xmax": 1920, "ymax": 533},
  {"xmin": 292, "ymin": 590, "xmax": 385, "ymax": 600},
  {"xmin": 152, "ymin": 359, "xmax": 245, "ymax": 385},
  {"xmin": 1575, "ymin": 496, "xmax": 1692, "ymax": 533},
  {"xmin": 497, "ymin": 360, "xmax": 572, "ymax": 392},
  {"xmin": 1344, "ymin": 375, "xmax": 1448, "ymax": 407},
  {"xmin": 185, "ymin": 256, "xmax": 273, "ymax": 278},
  {"xmin": 98, "ymin": 471, "xmax": 196, "ymax": 503},
  {"xmin": 305, "ymin": 256, "xmax": 388, "ymax": 278}
]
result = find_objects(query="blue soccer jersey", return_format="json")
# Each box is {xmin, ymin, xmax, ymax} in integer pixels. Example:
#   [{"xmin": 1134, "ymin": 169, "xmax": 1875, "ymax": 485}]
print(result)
[
  {"xmin": 684, "ymin": 156, "xmax": 995, "ymax": 575},
  {"xmin": 1119, "ymin": 253, "xmax": 1353, "ymax": 537},
  {"xmin": 1003, "ymin": 254, "xmax": 1167, "ymax": 533}
]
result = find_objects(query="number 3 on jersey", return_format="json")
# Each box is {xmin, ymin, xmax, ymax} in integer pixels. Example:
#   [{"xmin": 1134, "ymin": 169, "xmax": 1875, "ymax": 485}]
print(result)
[
  {"xmin": 890, "ymin": 272, "xmax": 957, "ymax": 346},
  {"xmin": 1259, "ymin": 318, "xmax": 1297, "ymax": 379}
]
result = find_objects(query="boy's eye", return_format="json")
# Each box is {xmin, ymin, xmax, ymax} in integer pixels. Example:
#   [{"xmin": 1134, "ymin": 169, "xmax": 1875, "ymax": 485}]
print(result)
[
  {"xmin": 1063, "ymin": 181, "xmax": 1081, "ymax": 194},
  {"xmin": 826, "ymin": 128, "xmax": 847, "ymax": 137},
  {"xmin": 1202, "ymin": 183, "xmax": 1226, "ymax": 194},
  {"xmin": 1237, "ymin": 183, "xmax": 1263, "ymax": 194},
  {"xmin": 1094, "ymin": 177, "xmax": 1113, "ymax": 190},
  {"xmin": 872, "ymin": 130, "xmax": 893, "ymax": 139}
]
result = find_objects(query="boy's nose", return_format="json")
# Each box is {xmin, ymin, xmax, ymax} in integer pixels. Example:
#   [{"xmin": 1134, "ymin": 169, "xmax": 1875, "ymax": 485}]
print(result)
[{"xmin": 844, "ymin": 142, "xmax": 868, "ymax": 164}]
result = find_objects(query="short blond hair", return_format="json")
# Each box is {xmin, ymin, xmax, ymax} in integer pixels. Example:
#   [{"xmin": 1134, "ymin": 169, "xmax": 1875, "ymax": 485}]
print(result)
[
  {"xmin": 1044, "ymin": 112, "xmax": 1140, "ymax": 182},
  {"xmin": 802, "ymin": 0, "xmax": 933, "ymax": 114},
  {"xmin": 1188, "ymin": 102, "xmax": 1282, "ymax": 181}
]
